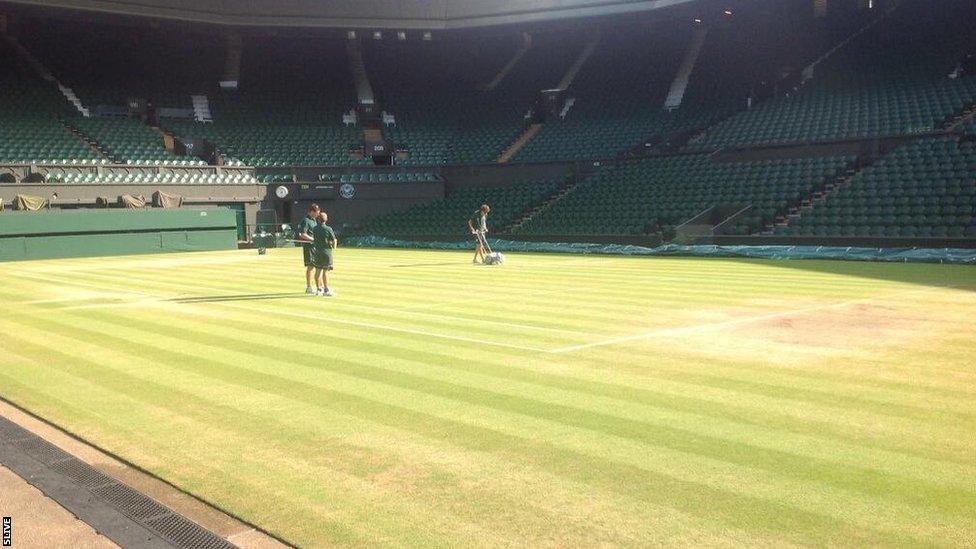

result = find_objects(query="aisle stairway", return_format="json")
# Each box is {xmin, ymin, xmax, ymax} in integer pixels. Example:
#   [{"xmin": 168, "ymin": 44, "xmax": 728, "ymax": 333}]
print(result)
[
  {"xmin": 663, "ymin": 25, "xmax": 708, "ymax": 110},
  {"xmin": 2, "ymin": 31, "xmax": 90, "ymax": 117},
  {"xmin": 506, "ymin": 174, "xmax": 588, "ymax": 232},
  {"xmin": 483, "ymin": 33, "xmax": 532, "ymax": 91},
  {"xmin": 191, "ymin": 95, "xmax": 213, "ymax": 123},
  {"xmin": 346, "ymin": 38, "xmax": 376, "ymax": 106},
  {"xmin": 497, "ymin": 123, "xmax": 542, "ymax": 163}
]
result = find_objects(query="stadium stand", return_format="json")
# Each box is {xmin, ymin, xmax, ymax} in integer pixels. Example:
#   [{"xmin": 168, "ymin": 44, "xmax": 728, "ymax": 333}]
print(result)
[
  {"xmin": 2, "ymin": 0, "xmax": 975, "ymax": 246},
  {"xmin": 690, "ymin": 0, "xmax": 976, "ymax": 149},
  {"xmin": 42, "ymin": 170, "xmax": 259, "ymax": 185},
  {"xmin": 511, "ymin": 3, "xmax": 873, "ymax": 163},
  {"xmin": 19, "ymin": 18, "xmax": 220, "ymax": 110},
  {"xmin": 67, "ymin": 117, "xmax": 199, "ymax": 165},
  {"xmin": 165, "ymin": 92, "xmax": 364, "ymax": 167},
  {"xmin": 163, "ymin": 34, "xmax": 364, "ymax": 167},
  {"xmin": 364, "ymin": 31, "xmax": 569, "ymax": 165},
  {"xmin": 359, "ymin": 177, "xmax": 564, "ymax": 235},
  {"xmin": 0, "ymin": 38, "xmax": 103, "ymax": 164},
  {"xmin": 517, "ymin": 155, "xmax": 852, "ymax": 236},
  {"xmin": 778, "ymin": 136, "xmax": 976, "ymax": 238}
]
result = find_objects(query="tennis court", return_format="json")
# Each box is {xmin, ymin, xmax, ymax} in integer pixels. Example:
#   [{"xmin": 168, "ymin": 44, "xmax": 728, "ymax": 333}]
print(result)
[{"xmin": 0, "ymin": 248, "xmax": 974, "ymax": 546}]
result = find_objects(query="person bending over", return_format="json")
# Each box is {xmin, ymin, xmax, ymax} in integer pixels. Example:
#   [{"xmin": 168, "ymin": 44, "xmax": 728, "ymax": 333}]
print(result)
[
  {"xmin": 467, "ymin": 204, "xmax": 490, "ymax": 264},
  {"xmin": 298, "ymin": 203, "xmax": 321, "ymax": 294}
]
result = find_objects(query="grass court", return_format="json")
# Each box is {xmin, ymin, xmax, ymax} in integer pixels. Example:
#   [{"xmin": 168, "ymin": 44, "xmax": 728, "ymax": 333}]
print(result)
[{"xmin": 0, "ymin": 247, "xmax": 974, "ymax": 546}]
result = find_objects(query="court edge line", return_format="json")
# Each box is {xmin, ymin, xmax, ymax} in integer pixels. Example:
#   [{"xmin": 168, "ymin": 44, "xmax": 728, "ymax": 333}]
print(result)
[{"xmin": 547, "ymin": 286, "xmax": 948, "ymax": 353}]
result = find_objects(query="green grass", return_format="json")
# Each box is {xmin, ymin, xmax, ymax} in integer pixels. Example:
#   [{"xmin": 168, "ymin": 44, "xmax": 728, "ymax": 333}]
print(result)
[{"xmin": 0, "ymin": 248, "xmax": 974, "ymax": 547}]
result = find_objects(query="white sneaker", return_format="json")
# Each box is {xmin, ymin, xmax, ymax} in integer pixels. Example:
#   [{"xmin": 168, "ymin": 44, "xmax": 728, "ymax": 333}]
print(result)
[
  {"xmin": 315, "ymin": 288, "xmax": 325, "ymax": 296},
  {"xmin": 305, "ymin": 286, "xmax": 317, "ymax": 295},
  {"xmin": 322, "ymin": 289, "xmax": 336, "ymax": 297}
]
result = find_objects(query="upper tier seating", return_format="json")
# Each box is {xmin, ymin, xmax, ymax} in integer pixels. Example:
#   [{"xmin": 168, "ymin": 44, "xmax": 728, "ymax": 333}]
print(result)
[
  {"xmin": 518, "ymin": 155, "xmax": 851, "ymax": 236},
  {"xmin": 359, "ymin": 177, "xmax": 563, "ymax": 235},
  {"xmin": 0, "ymin": 40, "xmax": 103, "ymax": 164},
  {"xmin": 513, "ymin": 2, "xmax": 866, "ymax": 163},
  {"xmin": 165, "ymin": 92, "xmax": 364, "ymax": 167},
  {"xmin": 365, "ymin": 33, "xmax": 551, "ymax": 165},
  {"xmin": 162, "ymin": 34, "xmax": 364, "ymax": 167},
  {"xmin": 691, "ymin": 0, "xmax": 976, "ymax": 149},
  {"xmin": 20, "ymin": 19, "xmax": 220, "ymax": 109},
  {"xmin": 778, "ymin": 136, "xmax": 976, "ymax": 238},
  {"xmin": 512, "ymin": 25, "xmax": 692, "ymax": 162}
]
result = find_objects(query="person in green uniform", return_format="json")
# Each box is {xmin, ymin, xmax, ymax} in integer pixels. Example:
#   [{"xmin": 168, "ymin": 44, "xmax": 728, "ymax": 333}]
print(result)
[
  {"xmin": 297, "ymin": 204, "xmax": 320, "ymax": 294},
  {"xmin": 467, "ymin": 204, "xmax": 490, "ymax": 264},
  {"xmin": 309, "ymin": 211, "xmax": 338, "ymax": 297}
]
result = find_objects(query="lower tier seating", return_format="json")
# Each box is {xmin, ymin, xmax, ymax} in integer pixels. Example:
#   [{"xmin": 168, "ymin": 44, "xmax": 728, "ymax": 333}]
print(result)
[
  {"xmin": 777, "ymin": 136, "xmax": 976, "ymax": 238},
  {"xmin": 70, "ymin": 117, "xmax": 199, "ymax": 165},
  {"xmin": 359, "ymin": 177, "xmax": 563, "ymax": 235},
  {"xmin": 42, "ymin": 170, "xmax": 259, "ymax": 185},
  {"xmin": 518, "ymin": 155, "xmax": 852, "ymax": 235}
]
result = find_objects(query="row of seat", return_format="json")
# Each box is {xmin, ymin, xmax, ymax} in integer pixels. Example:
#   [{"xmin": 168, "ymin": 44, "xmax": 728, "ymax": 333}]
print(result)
[
  {"xmin": 43, "ymin": 171, "xmax": 260, "ymax": 185},
  {"xmin": 360, "ymin": 177, "xmax": 564, "ymax": 235},
  {"xmin": 778, "ymin": 136, "xmax": 976, "ymax": 237},
  {"xmin": 519, "ymin": 155, "xmax": 852, "ymax": 236}
]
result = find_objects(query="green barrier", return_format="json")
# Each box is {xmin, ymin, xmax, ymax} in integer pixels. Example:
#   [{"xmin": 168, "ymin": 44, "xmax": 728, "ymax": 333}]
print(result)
[
  {"xmin": 0, "ymin": 209, "xmax": 239, "ymax": 261},
  {"xmin": 345, "ymin": 235, "xmax": 976, "ymax": 265},
  {"xmin": 0, "ymin": 209, "xmax": 234, "ymax": 237}
]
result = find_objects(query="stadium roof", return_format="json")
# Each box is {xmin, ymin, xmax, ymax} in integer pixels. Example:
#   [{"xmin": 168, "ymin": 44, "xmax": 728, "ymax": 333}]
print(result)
[{"xmin": 0, "ymin": 0, "xmax": 699, "ymax": 29}]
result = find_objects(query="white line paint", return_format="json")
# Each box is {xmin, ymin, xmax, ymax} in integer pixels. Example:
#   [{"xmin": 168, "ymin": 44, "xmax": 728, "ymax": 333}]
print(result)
[
  {"xmin": 216, "ymin": 302, "xmax": 552, "ymax": 353},
  {"xmin": 547, "ymin": 287, "xmax": 942, "ymax": 353},
  {"xmin": 16, "ymin": 273, "xmax": 553, "ymax": 352}
]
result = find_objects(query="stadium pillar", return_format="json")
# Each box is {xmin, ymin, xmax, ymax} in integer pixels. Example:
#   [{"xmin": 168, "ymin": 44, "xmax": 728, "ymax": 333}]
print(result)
[{"xmin": 220, "ymin": 32, "xmax": 242, "ymax": 90}]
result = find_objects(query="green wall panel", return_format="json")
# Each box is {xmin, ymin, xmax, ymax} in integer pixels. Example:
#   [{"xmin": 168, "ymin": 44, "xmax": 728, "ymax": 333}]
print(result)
[
  {"xmin": 0, "ymin": 209, "xmax": 239, "ymax": 261},
  {"xmin": 0, "ymin": 209, "xmax": 237, "ymax": 237}
]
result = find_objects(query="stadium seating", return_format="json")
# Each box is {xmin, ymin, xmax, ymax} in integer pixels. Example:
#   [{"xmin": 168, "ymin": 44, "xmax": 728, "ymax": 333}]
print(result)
[
  {"xmin": 778, "ymin": 136, "xmax": 976, "ymax": 238},
  {"xmin": 20, "ymin": 18, "xmax": 220, "ymax": 110},
  {"xmin": 69, "ymin": 117, "xmax": 199, "ymax": 165},
  {"xmin": 512, "ymin": 25, "xmax": 691, "ymax": 162},
  {"xmin": 359, "ymin": 177, "xmax": 564, "ymax": 235},
  {"xmin": 518, "ymin": 155, "xmax": 852, "ymax": 235},
  {"xmin": 42, "ymin": 170, "xmax": 259, "ymax": 185},
  {"xmin": 164, "ymin": 92, "xmax": 365, "ymax": 167},
  {"xmin": 691, "ymin": 0, "xmax": 976, "ymax": 150},
  {"xmin": 0, "ymin": 40, "xmax": 103, "ymax": 164},
  {"xmin": 364, "ymin": 33, "xmax": 557, "ymax": 165}
]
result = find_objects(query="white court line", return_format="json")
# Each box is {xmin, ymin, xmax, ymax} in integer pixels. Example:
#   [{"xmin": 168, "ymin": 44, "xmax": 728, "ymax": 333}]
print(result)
[
  {"xmin": 215, "ymin": 301, "xmax": 552, "ymax": 353},
  {"xmin": 547, "ymin": 287, "xmax": 943, "ymax": 354},
  {"xmin": 12, "ymin": 273, "xmax": 552, "ymax": 353},
  {"xmin": 21, "ymin": 269, "xmax": 589, "ymax": 337}
]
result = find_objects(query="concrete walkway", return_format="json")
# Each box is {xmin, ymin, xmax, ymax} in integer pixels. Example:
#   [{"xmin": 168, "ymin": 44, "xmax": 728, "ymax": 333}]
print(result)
[{"xmin": 0, "ymin": 464, "xmax": 118, "ymax": 549}]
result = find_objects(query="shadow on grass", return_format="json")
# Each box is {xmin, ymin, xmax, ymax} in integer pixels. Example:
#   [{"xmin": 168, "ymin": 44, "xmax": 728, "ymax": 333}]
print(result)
[
  {"xmin": 169, "ymin": 292, "xmax": 308, "ymax": 304},
  {"xmin": 728, "ymin": 258, "xmax": 976, "ymax": 290}
]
